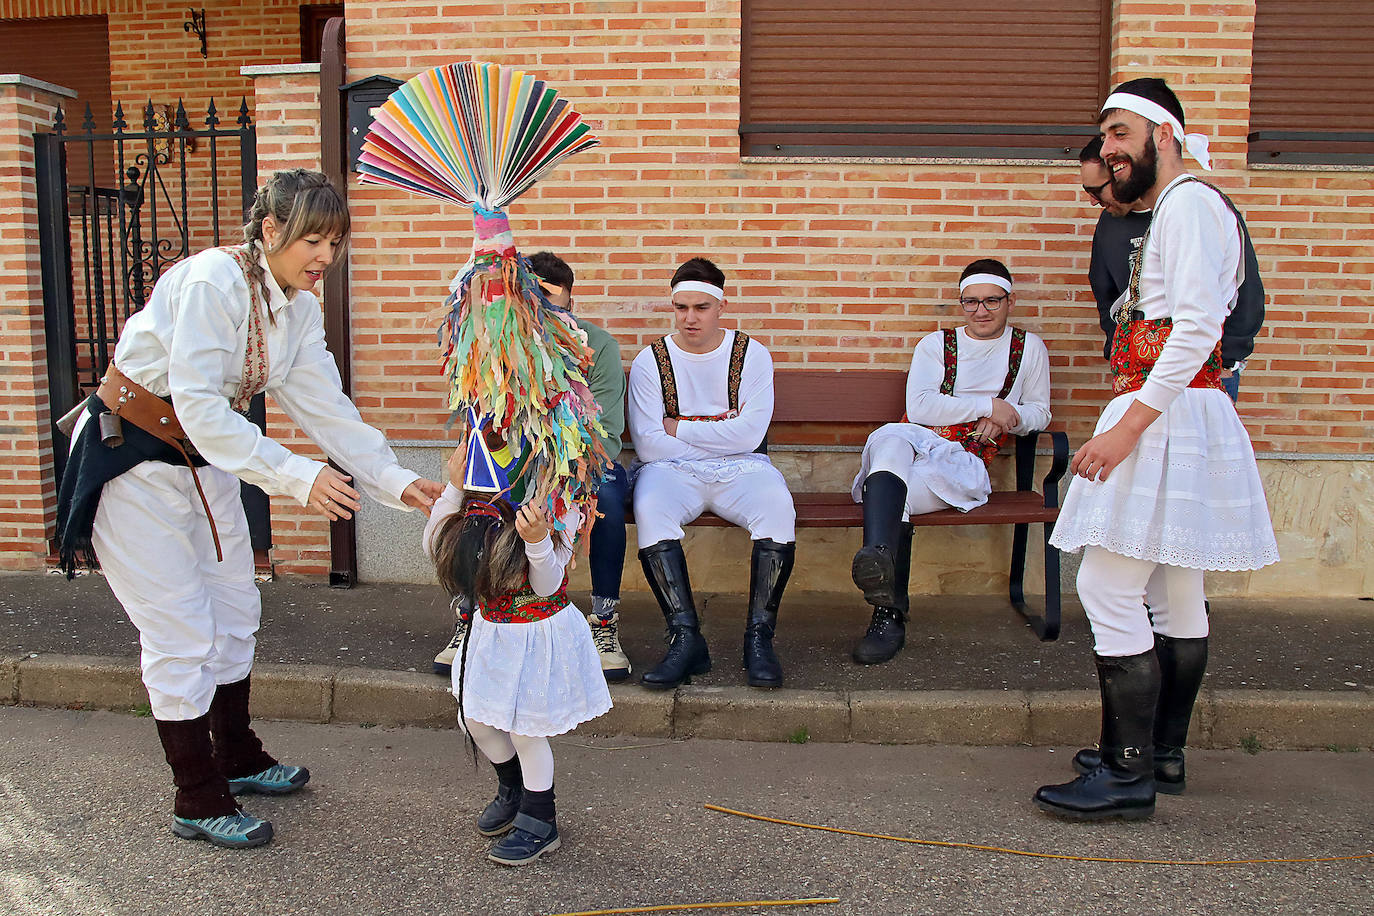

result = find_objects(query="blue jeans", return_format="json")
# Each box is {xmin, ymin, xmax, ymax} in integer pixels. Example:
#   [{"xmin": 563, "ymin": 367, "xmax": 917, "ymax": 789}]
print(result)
[
  {"xmin": 1222, "ymin": 369, "xmax": 1240, "ymax": 403},
  {"xmin": 589, "ymin": 462, "xmax": 628, "ymax": 600}
]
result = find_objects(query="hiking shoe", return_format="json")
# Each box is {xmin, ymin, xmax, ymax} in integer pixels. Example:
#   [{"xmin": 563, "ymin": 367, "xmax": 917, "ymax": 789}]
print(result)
[
  {"xmin": 228, "ymin": 763, "xmax": 310, "ymax": 796},
  {"xmin": 433, "ymin": 616, "xmax": 470, "ymax": 676},
  {"xmin": 587, "ymin": 612, "xmax": 632, "ymax": 682},
  {"xmin": 171, "ymin": 811, "xmax": 273, "ymax": 848}
]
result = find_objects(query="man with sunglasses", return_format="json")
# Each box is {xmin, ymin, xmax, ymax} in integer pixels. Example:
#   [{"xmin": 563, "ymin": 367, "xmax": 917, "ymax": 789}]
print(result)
[
  {"xmin": 1080, "ymin": 136, "xmax": 1264, "ymax": 402},
  {"xmin": 849, "ymin": 259, "xmax": 1051, "ymax": 664}
]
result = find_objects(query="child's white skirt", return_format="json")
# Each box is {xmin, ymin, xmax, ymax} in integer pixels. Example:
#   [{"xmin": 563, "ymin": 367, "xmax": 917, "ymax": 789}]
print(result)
[{"xmin": 450, "ymin": 602, "xmax": 612, "ymax": 737}]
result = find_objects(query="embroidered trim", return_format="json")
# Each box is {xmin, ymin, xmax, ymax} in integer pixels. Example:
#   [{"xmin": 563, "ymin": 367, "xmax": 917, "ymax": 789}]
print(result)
[
  {"xmin": 652, "ymin": 331, "xmax": 751, "ymax": 419},
  {"xmin": 928, "ymin": 327, "xmax": 1026, "ymax": 465},
  {"xmin": 479, "ymin": 575, "xmax": 570, "ymax": 624},
  {"xmin": 220, "ymin": 245, "xmax": 270, "ymax": 412}
]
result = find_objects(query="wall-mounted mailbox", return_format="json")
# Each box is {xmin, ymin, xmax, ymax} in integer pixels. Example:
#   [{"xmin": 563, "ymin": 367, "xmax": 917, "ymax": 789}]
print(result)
[{"xmin": 343, "ymin": 75, "xmax": 403, "ymax": 171}]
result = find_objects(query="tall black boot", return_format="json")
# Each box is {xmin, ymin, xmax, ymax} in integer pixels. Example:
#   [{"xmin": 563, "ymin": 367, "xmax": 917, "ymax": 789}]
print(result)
[
  {"xmin": 1153, "ymin": 634, "xmax": 1207, "ymax": 793},
  {"xmin": 1034, "ymin": 650, "xmax": 1159, "ymax": 821},
  {"xmin": 743, "ymin": 538, "xmax": 795, "ymax": 688},
  {"xmin": 1072, "ymin": 633, "xmax": 1208, "ymax": 795},
  {"xmin": 851, "ymin": 471, "xmax": 908, "ymax": 607},
  {"xmin": 638, "ymin": 539, "xmax": 711, "ymax": 690},
  {"xmin": 853, "ymin": 515, "xmax": 913, "ymax": 666}
]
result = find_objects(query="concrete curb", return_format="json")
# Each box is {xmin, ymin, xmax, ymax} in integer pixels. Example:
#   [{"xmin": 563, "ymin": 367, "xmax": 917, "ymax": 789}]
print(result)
[{"xmin": 4, "ymin": 653, "xmax": 1371, "ymax": 750}]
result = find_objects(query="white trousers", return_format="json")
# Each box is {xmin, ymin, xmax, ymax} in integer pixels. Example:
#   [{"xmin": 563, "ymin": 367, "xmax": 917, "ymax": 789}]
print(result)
[
  {"xmin": 1077, "ymin": 546, "xmax": 1210, "ymax": 657},
  {"xmin": 91, "ymin": 460, "xmax": 259, "ymax": 720},
  {"xmin": 632, "ymin": 462, "xmax": 796, "ymax": 547},
  {"xmin": 865, "ymin": 434, "xmax": 958, "ymax": 517}
]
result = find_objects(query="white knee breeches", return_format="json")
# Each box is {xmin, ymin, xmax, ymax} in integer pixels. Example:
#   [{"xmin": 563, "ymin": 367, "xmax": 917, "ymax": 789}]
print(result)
[
  {"xmin": 1076, "ymin": 546, "xmax": 1209, "ymax": 657},
  {"xmin": 92, "ymin": 461, "xmax": 259, "ymax": 720},
  {"xmin": 633, "ymin": 462, "xmax": 796, "ymax": 547},
  {"xmin": 864, "ymin": 435, "xmax": 955, "ymax": 517}
]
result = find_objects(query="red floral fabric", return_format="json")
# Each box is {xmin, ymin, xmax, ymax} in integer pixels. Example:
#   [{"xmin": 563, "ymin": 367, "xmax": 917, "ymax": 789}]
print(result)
[
  {"xmin": 479, "ymin": 575, "xmax": 570, "ymax": 624},
  {"xmin": 1110, "ymin": 316, "xmax": 1223, "ymax": 397},
  {"xmin": 926, "ymin": 327, "xmax": 1026, "ymax": 466}
]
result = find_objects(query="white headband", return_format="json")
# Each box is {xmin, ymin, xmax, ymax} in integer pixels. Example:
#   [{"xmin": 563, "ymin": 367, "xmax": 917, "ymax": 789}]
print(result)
[
  {"xmin": 959, "ymin": 273, "xmax": 1013, "ymax": 295},
  {"xmin": 1101, "ymin": 91, "xmax": 1212, "ymax": 171},
  {"xmin": 671, "ymin": 280, "xmax": 724, "ymax": 300}
]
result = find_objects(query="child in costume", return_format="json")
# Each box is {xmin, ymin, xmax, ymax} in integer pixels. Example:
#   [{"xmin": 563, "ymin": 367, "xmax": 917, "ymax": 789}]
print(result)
[{"xmin": 423, "ymin": 431, "xmax": 611, "ymax": 866}]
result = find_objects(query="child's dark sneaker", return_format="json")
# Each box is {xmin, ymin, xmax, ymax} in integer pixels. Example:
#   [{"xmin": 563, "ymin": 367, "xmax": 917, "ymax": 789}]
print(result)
[
  {"xmin": 477, "ymin": 783, "xmax": 521, "ymax": 836},
  {"xmin": 487, "ymin": 813, "xmax": 560, "ymax": 865}
]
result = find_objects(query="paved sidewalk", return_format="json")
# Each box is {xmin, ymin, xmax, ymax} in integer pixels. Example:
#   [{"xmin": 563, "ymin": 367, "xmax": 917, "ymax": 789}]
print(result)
[
  {"xmin": 1, "ymin": 572, "xmax": 1371, "ymax": 749},
  {"xmin": 2, "ymin": 706, "xmax": 1371, "ymax": 916}
]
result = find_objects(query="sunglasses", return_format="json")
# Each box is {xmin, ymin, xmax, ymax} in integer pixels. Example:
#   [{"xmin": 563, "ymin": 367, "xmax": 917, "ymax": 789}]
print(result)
[{"xmin": 1083, "ymin": 178, "xmax": 1111, "ymax": 204}]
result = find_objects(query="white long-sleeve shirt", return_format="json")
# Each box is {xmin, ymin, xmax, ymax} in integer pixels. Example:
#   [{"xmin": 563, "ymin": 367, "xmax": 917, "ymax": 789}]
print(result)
[
  {"xmin": 1129, "ymin": 174, "xmax": 1243, "ymax": 414},
  {"xmin": 628, "ymin": 330, "xmax": 773, "ymax": 462},
  {"xmin": 905, "ymin": 326, "xmax": 1052, "ymax": 435},
  {"xmin": 113, "ymin": 245, "xmax": 419, "ymax": 509},
  {"xmin": 423, "ymin": 483, "xmax": 578, "ymax": 597}
]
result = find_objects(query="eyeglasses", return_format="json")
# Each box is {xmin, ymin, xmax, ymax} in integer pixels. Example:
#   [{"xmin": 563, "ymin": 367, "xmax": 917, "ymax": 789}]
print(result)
[
  {"xmin": 1083, "ymin": 178, "xmax": 1111, "ymax": 205},
  {"xmin": 958, "ymin": 294, "xmax": 1010, "ymax": 312}
]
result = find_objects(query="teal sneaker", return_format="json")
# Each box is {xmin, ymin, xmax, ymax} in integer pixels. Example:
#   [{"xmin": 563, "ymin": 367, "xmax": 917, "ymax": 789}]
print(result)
[
  {"xmin": 171, "ymin": 811, "xmax": 273, "ymax": 848},
  {"xmin": 228, "ymin": 763, "xmax": 310, "ymax": 796}
]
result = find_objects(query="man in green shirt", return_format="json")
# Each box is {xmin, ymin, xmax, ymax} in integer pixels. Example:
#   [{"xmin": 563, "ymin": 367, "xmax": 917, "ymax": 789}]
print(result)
[{"xmin": 432, "ymin": 251, "xmax": 632, "ymax": 681}]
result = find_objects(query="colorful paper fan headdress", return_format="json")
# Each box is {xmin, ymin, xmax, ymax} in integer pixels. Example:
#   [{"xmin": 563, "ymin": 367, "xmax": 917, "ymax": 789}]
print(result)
[{"xmin": 357, "ymin": 61, "xmax": 610, "ymax": 536}]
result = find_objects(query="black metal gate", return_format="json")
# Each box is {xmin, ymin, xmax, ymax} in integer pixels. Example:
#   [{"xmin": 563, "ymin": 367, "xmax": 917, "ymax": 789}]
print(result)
[{"xmin": 35, "ymin": 98, "xmax": 271, "ymax": 555}]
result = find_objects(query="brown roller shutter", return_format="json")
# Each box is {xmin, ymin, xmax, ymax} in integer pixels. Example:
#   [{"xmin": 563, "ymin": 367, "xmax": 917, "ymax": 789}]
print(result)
[
  {"xmin": 1250, "ymin": 1, "xmax": 1374, "ymax": 133},
  {"xmin": 741, "ymin": 0, "xmax": 1110, "ymax": 158},
  {"xmin": 0, "ymin": 15, "xmax": 113, "ymax": 184}
]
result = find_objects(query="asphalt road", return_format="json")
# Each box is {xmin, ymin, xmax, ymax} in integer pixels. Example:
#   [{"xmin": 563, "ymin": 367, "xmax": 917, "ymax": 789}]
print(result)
[{"xmin": 1, "ymin": 707, "xmax": 1369, "ymax": 916}]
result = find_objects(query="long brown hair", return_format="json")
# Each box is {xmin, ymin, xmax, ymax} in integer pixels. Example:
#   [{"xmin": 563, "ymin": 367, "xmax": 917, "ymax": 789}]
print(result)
[
  {"xmin": 431, "ymin": 494, "xmax": 569, "ymax": 606},
  {"xmin": 240, "ymin": 168, "xmax": 350, "ymax": 309}
]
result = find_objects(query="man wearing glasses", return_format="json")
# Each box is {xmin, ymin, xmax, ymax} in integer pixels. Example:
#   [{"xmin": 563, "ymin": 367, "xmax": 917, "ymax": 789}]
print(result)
[
  {"xmin": 849, "ymin": 259, "xmax": 1051, "ymax": 664},
  {"xmin": 1080, "ymin": 136, "xmax": 1264, "ymax": 402}
]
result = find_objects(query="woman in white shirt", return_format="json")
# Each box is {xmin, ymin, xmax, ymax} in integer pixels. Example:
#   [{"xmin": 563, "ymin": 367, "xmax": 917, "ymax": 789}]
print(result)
[{"xmin": 56, "ymin": 169, "xmax": 442, "ymax": 849}]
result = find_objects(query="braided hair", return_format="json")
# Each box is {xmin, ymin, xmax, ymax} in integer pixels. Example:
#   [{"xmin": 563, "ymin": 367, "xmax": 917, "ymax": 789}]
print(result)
[{"xmin": 240, "ymin": 169, "xmax": 351, "ymax": 317}]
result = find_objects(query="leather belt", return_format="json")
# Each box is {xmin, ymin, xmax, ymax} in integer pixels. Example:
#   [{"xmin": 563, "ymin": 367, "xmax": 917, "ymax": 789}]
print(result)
[{"xmin": 94, "ymin": 363, "xmax": 223, "ymax": 562}]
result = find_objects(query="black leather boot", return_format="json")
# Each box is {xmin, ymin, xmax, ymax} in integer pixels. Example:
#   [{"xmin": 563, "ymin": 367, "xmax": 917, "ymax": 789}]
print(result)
[
  {"xmin": 851, "ymin": 471, "xmax": 908, "ymax": 608},
  {"xmin": 638, "ymin": 539, "xmax": 711, "ymax": 690},
  {"xmin": 1072, "ymin": 634, "xmax": 1207, "ymax": 795},
  {"xmin": 1034, "ymin": 650, "xmax": 1159, "ymax": 821},
  {"xmin": 852, "ymin": 523, "xmax": 912, "ymax": 665},
  {"xmin": 742, "ymin": 538, "xmax": 795, "ymax": 688}
]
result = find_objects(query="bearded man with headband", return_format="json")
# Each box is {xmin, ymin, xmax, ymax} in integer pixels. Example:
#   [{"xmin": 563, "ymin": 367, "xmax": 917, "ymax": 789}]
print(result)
[
  {"xmin": 1037, "ymin": 78, "xmax": 1279, "ymax": 822},
  {"xmin": 627, "ymin": 257, "xmax": 797, "ymax": 690}
]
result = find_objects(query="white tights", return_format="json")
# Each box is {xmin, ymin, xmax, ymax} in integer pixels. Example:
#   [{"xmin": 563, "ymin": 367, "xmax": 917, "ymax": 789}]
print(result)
[
  {"xmin": 1077, "ymin": 546, "xmax": 1209, "ymax": 657},
  {"xmin": 865, "ymin": 435, "xmax": 951, "ymax": 517},
  {"xmin": 462, "ymin": 718, "xmax": 555, "ymax": 791}
]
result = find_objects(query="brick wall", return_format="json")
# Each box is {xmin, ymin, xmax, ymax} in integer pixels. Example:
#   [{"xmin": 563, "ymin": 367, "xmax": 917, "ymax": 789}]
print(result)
[
  {"xmin": 0, "ymin": 77, "xmax": 72, "ymax": 569},
  {"xmin": 336, "ymin": 0, "xmax": 1372, "ymax": 457}
]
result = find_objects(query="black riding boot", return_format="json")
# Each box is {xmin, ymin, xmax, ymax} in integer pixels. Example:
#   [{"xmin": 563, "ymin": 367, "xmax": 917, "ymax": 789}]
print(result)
[
  {"xmin": 742, "ymin": 539, "xmax": 795, "ymax": 688},
  {"xmin": 639, "ymin": 539, "xmax": 711, "ymax": 690},
  {"xmin": 1034, "ymin": 650, "xmax": 1159, "ymax": 821},
  {"xmin": 853, "ymin": 518, "xmax": 913, "ymax": 665},
  {"xmin": 851, "ymin": 471, "xmax": 908, "ymax": 607},
  {"xmin": 1072, "ymin": 634, "xmax": 1207, "ymax": 795}
]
